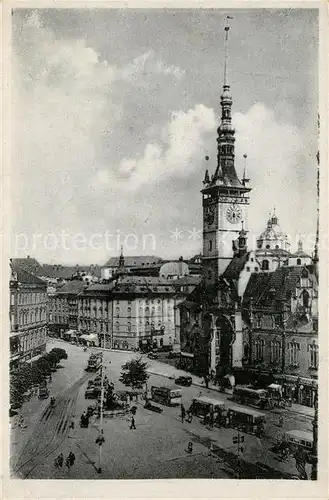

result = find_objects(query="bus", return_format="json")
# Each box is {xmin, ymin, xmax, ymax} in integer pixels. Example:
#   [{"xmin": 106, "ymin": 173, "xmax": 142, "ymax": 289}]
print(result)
[
  {"xmin": 285, "ymin": 430, "xmax": 313, "ymax": 460},
  {"xmin": 150, "ymin": 386, "xmax": 182, "ymax": 406},
  {"xmin": 226, "ymin": 403, "xmax": 266, "ymax": 435},
  {"xmin": 86, "ymin": 353, "xmax": 102, "ymax": 372},
  {"xmin": 190, "ymin": 396, "xmax": 226, "ymax": 418},
  {"xmin": 232, "ymin": 386, "xmax": 272, "ymax": 409}
]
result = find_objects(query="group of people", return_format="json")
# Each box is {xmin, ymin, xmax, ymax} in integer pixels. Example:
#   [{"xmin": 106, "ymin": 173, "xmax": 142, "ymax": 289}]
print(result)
[{"xmin": 54, "ymin": 451, "xmax": 76, "ymax": 469}]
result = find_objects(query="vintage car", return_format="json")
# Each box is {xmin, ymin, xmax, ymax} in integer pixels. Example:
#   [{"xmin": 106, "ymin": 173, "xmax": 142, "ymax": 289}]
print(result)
[
  {"xmin": 84, "ymin": 385, "xmax": 97, "ymax": 399},
  {"xmin": 147, "ymin": 352, "xmax": 159, "ymax": 360},
  {"xmin": 175, "ymin": 376, "xmax": 193, "ymax": 387}
]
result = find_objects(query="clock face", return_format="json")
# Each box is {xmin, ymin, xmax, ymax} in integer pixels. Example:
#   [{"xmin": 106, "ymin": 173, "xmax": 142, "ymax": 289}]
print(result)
[
  {"xmin": 226, "ymin": 204, "xmax": 242, "ymax": 224},
  {"xmin": 205, "ymin": 206, "xmax": 215, "ymax": 225}
]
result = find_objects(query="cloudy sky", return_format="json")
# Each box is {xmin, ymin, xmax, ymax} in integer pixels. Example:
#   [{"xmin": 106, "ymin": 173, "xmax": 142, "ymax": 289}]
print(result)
[{"xmin": 12, "ymin": 8, "xmax": 318, "ymax": 265}]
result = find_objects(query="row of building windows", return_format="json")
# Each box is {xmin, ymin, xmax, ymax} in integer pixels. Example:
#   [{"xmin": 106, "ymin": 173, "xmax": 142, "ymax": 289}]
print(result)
[
  {"xmin": 253, "ymin": 339, "xmax": 318, "ymax": 368},
  {"xmin": 12, "ymin": 292, "xmax": 47, "ymax": 306},
  {"xmin": 18, "ymin": 308, "xmax": 47, "ymax": 325},
  {"xmin": 11, "ymin": 328, "xmax": 46, "ymax": 354}
]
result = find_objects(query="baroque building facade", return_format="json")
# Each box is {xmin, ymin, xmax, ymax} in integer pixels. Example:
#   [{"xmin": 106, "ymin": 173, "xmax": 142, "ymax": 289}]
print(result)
[
  {"xmin": 77, "ymin": 275, "xmax": 200, "ymax": 351},
  {"xmin": 242, "ymin": 264, "xmax": 318, "ymax": 407},
  {"xmin": 9, "ymin": 262, "xmax": 48, "ymax": 369}
]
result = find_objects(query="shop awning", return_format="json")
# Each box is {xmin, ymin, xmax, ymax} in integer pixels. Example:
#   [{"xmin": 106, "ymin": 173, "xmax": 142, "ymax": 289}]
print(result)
[
  {"xmin": 65, "ymin": 329, "xmax": 78, "ymax": 337},
  {"xmin": 80, "ymin": 334, "xmax": 97, "ymax": 341},
  {"xmin": 181, "ymin": 352, "xmax": 194, "ymax": 358}
]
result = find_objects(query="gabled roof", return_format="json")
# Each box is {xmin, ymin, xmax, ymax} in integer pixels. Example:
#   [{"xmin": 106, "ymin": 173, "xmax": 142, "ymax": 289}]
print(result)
[
  {"xmin": 222, "ymin": 252, "xmax": 250, "ymax": 280},
  {"xmin": 243, "ymin": 265, "xmax": 317, "ymax": 308},
  {"xmin": 11, "ymin": 257, "xmax": 42, "ymax": 275},
  {"xmin": 104, "ymin": 255, "xmax": 163, "ymax": 267},
  {"xmin": 56, "ymin": 280, "xmax": 86, "ymax": 295},
  {"xmin": 11, "ymin": 266, "xmax": 46, "ymax": 287}
]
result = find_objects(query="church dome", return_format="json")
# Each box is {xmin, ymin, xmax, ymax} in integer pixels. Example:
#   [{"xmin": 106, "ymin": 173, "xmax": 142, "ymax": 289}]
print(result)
[{"xmin": 256, "ymin": 209, "xmax": 290, "ymax": 251}]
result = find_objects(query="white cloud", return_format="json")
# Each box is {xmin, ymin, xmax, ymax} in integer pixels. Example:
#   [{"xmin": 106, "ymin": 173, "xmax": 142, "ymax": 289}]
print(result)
[
  {"xmin": 233, "ymin": 102, "xmax": 316, "ymax": 251},
  {"xmin": 12, "ymin": 11, "xmax": 316, "ymax": 264},
  {"xmin": 116, "ymin": 104, "xmax": 216, "ymax": 190}
]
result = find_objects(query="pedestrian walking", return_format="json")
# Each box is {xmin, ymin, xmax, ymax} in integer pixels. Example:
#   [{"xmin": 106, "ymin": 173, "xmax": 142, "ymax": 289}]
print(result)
[
  {"xmin": 186, "ymin": 410, "xmax": 193, "ymax": 423},
  {"xmin": 68, "ymin": 451, "xmax": 76, "ymax": 467},
  {"xmin": 54, "ymin": 453, "xmax": 63, "ymax": 468},
  {"xmin": 180, "ymin": 404, "xmax": 186, "ymax": 423},
  {"xmin": 278, "ymin": 416, "xmax": 284, "ymax": 427},
  {"xmin": 130, "ymin": 415, "xmax": 136, "ymax": 429},
  {"xmin": 69, "ymin": 420, "xmax": 75, "ymax": 430}
]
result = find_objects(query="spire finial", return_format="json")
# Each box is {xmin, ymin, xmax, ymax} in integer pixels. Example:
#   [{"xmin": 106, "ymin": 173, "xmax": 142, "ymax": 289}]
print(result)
[
  {"xmin": 223, "ymin": 16, "xmax": 233, "ymax": 88},
  {"xmin": 242, "ymin": 154, "xmax": 247, "ymax": 182},
  {"xmin": 313, "ymin": 113, "xmax": 320, "ymax": 270}
]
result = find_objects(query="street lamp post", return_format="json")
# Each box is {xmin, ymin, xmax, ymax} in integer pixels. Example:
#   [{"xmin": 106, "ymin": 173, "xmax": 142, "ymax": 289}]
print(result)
[{"xmin": 97, "ymin": 329, "xmax": 106, "ymax": 473}]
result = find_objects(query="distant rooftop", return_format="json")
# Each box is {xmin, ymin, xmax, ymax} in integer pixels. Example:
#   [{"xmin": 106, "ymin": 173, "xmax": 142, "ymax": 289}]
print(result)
[{"xmin": 104, "ymin": 255, "xmax": 163, "ymax": 267}]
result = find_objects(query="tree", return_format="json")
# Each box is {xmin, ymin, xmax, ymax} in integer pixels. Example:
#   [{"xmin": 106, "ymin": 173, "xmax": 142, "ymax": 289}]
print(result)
[
  {"xmin": 119, "ymin": 357, "xmax": 149, "ymax": 389},
  {"xmin": 50, "ymin": 347, "xmax": 68, "ymax": 360}
]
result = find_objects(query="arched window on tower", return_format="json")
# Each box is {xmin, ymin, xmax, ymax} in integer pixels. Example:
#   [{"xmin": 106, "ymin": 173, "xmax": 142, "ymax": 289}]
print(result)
[
  {"xmin": 262, "ymin": 260, "xmax": 269, "ymax": 271},
  {"xmin": 297, "ymin": 258, "xmax": 302, "ymax": 266}
]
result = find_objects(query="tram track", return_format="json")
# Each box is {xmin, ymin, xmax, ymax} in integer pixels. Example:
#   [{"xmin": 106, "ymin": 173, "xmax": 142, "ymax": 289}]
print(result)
[{"xmin": 12, "ymin": 373, "xmax": 90, "ymax": 478}]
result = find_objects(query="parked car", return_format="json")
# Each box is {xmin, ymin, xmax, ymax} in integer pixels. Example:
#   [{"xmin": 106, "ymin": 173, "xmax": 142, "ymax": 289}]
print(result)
[
  {"xmin": 38, "ymin": 386, "xmax": 50, "ymax": 399},
  {"xmin": 148, "ymin": 352, "xmax": 158, "ymax": 360},
  {"xmin": 175, "ymin": 376, "xmax": 193, "ymax": 387},
  {"xmin": 85, "ymin": 386, "xmax": 97, "ymax": 399}
]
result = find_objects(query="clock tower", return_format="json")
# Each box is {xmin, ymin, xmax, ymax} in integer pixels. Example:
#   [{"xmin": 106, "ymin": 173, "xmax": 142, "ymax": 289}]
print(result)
[{"xmin": 202, "ymin": 22, "xmax": 252, "ymax": 285}]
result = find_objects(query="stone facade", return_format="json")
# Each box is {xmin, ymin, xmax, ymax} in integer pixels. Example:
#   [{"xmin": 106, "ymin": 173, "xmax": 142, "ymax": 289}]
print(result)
[
  {"xmin": 242, "ymin": 265, "xmax": 318, "ymax": 407},
  {"xmin": 10, "ymin": 264, "xmax": 48, "ymax": 369},
  {"xmin": 77, "ymin": 276, "xmax": 200, "ymax": 351}
]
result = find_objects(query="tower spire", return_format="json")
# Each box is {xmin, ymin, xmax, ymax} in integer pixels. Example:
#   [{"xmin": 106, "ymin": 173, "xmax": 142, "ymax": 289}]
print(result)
[
  {"xmin": 223, "ymin": 16, "xmax": 232, "ymax": 88},
  {"xmin": 313, "ymin": 113, "xmax": 320, "ymax": 275},
  {"xmin": 214, "ymin": 16, "xmax": 245, "ymax": 188}
]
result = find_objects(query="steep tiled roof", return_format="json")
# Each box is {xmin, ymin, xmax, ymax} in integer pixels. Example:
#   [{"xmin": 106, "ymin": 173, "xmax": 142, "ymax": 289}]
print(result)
[
  {"xmin": 104, "ymin": 255, "xmax": 163, "ymax": 267},
  {"xmin": 243, "ymin": 265, "xmax": 316, "ymax": 307},
  {"xmin": 56, "ymin": 280, "xmax": 86, "ymax": 295},
  {"xmin": 11, "ymin": 257, "xmax": 42, "ymax": 275},
  {"xmin": 222, "ymin": 252, "xmax": 250, "ymax": 280},
  {"xmin": 11, "ymin": 266, "xmax": 47, "ymax": 287},
  {"xmin": 41, "ymin": 264, "xmax": 102, "ymax": 279}
]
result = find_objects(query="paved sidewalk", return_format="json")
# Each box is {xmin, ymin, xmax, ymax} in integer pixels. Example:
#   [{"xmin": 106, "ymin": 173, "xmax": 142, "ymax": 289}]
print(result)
[
  {"xmin": 51, "ymin": 340, "xmax": 315, "ymax": 420},
  {"xmin": 147, "ymin": 367, "xmax": 315, "ymax": 419}
]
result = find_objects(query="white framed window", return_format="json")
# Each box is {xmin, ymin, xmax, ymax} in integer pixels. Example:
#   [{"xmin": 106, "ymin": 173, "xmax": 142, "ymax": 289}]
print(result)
[
  {"xmin": 288, "ymin": 341, "xmax": 300, "ymax": 365},
  {"xmin": 255, "ymin": 338, "xmax": 265, "ymax": 359},
  {"xmin": 309, "ymin": 343, "xmax": 318, "ymax": 369},
  {"xmin": 270, "ymin": 340, "xmax": 281, "ymax": 362}
]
